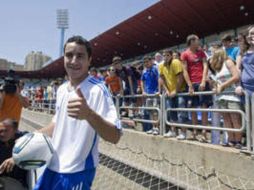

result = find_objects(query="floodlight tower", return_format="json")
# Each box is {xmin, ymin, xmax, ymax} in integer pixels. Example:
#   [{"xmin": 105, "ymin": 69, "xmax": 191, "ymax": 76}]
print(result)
[{"xmin": 57, "ymin": 9, "xmax": 69, "ymax": 57}]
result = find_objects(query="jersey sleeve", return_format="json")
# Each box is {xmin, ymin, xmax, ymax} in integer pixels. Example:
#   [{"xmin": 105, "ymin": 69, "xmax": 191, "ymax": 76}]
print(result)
[
  {"xmin": 93, "ymin": 84, "xmax": 122, "ymax": 131},
  {"xmin": 158, "ymin": 63, "xmax": 163, "ymax": 75}
]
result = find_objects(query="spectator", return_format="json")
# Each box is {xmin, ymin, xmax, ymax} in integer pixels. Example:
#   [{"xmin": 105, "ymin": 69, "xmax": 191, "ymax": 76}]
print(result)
[
  {"xmin": 0, "ymin": 119, "xmax": 28, "ymax": 189},
  {"xmin": 221, "ymin": 34, "xmax": 240, "ymax": 61},
  {"xmin": 105, "ymin": 66, "xmax": 123, "ymax": 97},
  {"xmin": 136, "ymin": 64, "xmax": 144, "ymax": 95},
  {"xmin": 210, "ymin": 48, "xmax": 242, "ymax": 148},
  {"xmin": 236, "ymin": 33, "xmax": 250, "ymax": 72},
  {"xmin": 159, "ymin": 49, "xmax": 185, "ymax": 138},
  {"xmin": 90, "ymin": 67, "xmax": 104, "ymax": 81},
  {"xmin": 43, "ymin": 86, "xmax": 48, "ymax": 110},
  {"xmin": 236, "ymin": 25, "xmax": 254, "ymax": 96},
  {"xmin": 112, "ymin": 56, "xmax": 136, "ymax": 117},
  {"xmin": 181, "ymin": 34, "xmax": 212, "ymax": 142},
  {"xmin": 0, "ymin": 81, "xmax": 29, "ymax": 122},
  {"xmin": 172, "ymin": 51, "xmax": 181, "ymax": 60},
  {"xmin": 140, "ymin": 56, "xmax": 159, "ymax": 134},
  {"xmin": 100, "ymin": 69, "xmax": 108, "ymax": 81},
  {"xmin": 153, "ymin": 52, "xmax": 164, "ymax": 68},
  {"xmin": 35, "ymin": 86, "xmax": 43, "ymax": 110}
]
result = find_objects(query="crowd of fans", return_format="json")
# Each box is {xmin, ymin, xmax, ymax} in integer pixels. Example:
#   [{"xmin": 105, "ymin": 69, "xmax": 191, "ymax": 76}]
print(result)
[
  {"xmin": 85, "ymin": 26, "xmax": 254, "ymax": 150},
  {"xmin": 0, "ymin": 26, "xmax": 253, "ymax": 189}
]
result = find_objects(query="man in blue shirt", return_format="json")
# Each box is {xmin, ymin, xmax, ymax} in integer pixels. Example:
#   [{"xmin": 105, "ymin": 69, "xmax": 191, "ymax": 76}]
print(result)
[
  {"xmin": 222, "ymin": 34, "xmax": 240, "ymax": 61},
  {"xmin": 141, "ymin": 55, "xmax": 159, "ymax": 134}
]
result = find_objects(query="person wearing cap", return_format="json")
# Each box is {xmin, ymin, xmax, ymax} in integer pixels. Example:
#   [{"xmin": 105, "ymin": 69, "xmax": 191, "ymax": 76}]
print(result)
[
  {"xmin": 112, "ymin": 56, "xmax": 137, "ymax": 116},
  {"xmin": 0, "ymin": 119, "xmax": 28, "ymax": 189},
  {"xmin": 154, "ymin": 52, "xmax": 164, "ymax": 68},
  {"xmin": 221, "ymin": 34, "xmax": 240, "ymax": 61}
]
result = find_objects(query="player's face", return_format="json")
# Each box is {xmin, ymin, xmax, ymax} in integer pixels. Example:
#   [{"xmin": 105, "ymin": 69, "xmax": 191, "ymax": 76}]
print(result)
[
  {"xmin": 0, "ymin": 124, "xmax": 15, "ymax": 143},
  {"xmin": 64, "ymin": 42, "xmax": 92, "ymax": 86}
]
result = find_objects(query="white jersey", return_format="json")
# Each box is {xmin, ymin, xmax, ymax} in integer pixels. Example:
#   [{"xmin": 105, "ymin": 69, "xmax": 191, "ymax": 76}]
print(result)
[{"xmin": 48, "ymin": 76, "xmax": 121, "ymax": 173}]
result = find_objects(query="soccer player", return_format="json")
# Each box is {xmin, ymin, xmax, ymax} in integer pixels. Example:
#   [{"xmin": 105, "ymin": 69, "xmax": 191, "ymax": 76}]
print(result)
[{"xmin": 34, "ymin": 36, "xmax": 122, "ymax": 190}]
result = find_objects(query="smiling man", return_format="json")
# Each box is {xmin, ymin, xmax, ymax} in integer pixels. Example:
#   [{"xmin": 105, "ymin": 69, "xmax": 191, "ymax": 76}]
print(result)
[{"xmin": 34, "ymin": 36, "xmax": 122, "ymax": 190}]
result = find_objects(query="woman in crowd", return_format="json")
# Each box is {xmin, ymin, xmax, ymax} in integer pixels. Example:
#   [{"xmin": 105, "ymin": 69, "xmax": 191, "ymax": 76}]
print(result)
[
  {"xmin": 210, "ymin": 48, "xmax": 242, "ymax": 148},
  {"xmin": 235, "ymin": 26, "xmax": 254, "ymax": 96},
  {"xmin": 236, "ymin": 33, "xmax": 250, "ymax": 72}
]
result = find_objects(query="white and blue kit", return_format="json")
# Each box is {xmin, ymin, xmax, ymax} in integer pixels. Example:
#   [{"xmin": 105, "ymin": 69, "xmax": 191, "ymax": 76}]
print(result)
[{"xmin": 34, "ymin": 76, "xmax": 121, "ymax": 190}]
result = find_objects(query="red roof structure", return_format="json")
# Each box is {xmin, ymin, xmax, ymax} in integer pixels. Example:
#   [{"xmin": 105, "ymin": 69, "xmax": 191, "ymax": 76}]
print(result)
[{"xmin": 1, "ymin": 0, "xmax": 254, "ymax": 78}]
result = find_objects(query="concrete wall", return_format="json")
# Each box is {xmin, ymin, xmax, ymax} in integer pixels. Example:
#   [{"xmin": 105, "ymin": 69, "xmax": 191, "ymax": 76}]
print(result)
[{"xmin": 21, "ymin": 109, "xmax": 254, "ymax": 190}]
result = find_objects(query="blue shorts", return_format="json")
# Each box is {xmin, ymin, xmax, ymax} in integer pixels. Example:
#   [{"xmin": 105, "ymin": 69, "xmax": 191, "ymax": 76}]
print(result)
[{"xmin": 33, "ymin": 168, "xmax": 96, "ymax": 190}]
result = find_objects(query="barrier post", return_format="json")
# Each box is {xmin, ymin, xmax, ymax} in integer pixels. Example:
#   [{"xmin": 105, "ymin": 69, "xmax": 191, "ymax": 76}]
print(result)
[
  {"xmin": 245, "ymin": 92, "xmax": 251, "ymax": 152},
  {"xmin": 251, "ymin": 93, "xmax": 254, "ymax": 153},
  {"xmin": 162, "ymin": 93, "xmax": 166, "ymax": 135},
  {"xmin": 159, "ymin": 94, "xmax": 163, "ymax": 135},
  {"xmin": 115, "ymin": 96, "xmax": 120, "ymax": 118}
]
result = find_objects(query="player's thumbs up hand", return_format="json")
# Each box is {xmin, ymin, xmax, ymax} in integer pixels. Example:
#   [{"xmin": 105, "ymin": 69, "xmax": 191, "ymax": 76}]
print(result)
[{"xmin": 67, "ymin": 87, "xmax": 92, "ymax": 120}]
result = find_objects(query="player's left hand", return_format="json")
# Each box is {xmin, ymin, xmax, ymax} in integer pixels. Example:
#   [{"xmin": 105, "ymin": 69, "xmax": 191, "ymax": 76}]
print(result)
[
  {"xmin": 67, "ymin": 88, "xmax": 93, "ymax": 120},
  {"xmin": 0, "ymin": 157, "xmax": 15, "ymax": 174}
]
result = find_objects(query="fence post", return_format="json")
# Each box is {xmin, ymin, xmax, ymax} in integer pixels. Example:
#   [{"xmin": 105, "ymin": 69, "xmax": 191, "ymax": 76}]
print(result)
[
  {"xmin": 245, "ymin": 92, "xmax": 251, "ymax": 152},
  {"xmin": 251, "ymin": 93, "xmax": 254, "ymax": 153},
  {"xmin": 161, "ymin": 93, "xmax": 166, "ymax": 136},
  {"xmin": 115, "ymin": 96, "xmax": 120, "ymax": 118}
]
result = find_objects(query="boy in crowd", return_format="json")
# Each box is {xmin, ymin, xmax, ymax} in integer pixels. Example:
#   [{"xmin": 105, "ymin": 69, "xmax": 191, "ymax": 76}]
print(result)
[
  {"xmin": 159, "ymin": 49, "xmax": 185, "ymax": 138},
  {"xmin": 181, "ymin": 34, "xmax": 212, "ymax": 142},
  {"xmin": 140, "ymin": 56, "xmax": 159, "ymax": 134}
]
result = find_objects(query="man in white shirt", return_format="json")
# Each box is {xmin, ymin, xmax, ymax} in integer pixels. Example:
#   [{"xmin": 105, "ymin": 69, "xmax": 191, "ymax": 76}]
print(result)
[{"xmin": 34, "ymin": 36, "xmax": 121, "ymax": 190}]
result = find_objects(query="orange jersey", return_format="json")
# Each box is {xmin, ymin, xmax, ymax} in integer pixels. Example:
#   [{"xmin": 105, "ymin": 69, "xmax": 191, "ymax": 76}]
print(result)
[
  {"xmin": 0, "ymin": 94, "xmax": 22, "ymax": 122},
  {"xmin": 105, "ymin": 76, "xmax": 121, "ymax": 94}
]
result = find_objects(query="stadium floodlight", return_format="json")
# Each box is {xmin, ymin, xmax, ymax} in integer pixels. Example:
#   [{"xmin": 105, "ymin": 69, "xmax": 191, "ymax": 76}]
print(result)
[{"xmin": 57, "ymin": 9, "xmax": 69, "ymax": 56}]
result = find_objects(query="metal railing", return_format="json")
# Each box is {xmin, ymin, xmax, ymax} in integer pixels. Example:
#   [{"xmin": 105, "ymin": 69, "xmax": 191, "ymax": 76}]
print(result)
[
  {"xmin": 115, "ymin": 94, "xmax": 164, "ymax": 135},
  {"xmin": 27, "ymin": 90, "xmax": 254, "ymax": 154},
  {"xmin": 28, "ymin": 99, "xmax": 56, "ymax": 114},
  {"xmin": 163, "ymin": 90, "xmax": 252, "ymax": 152},
  {"xmin": 113, "ymin": 90, "xmax": 253, "ymax": 153}
]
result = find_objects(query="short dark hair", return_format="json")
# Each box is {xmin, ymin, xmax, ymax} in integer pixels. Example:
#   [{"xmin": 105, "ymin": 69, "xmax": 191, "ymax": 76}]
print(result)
[
  {"xmin": 143, "ymin": 55, "xmax": 152, "ymax": 61},
  {"xmin": 2, "ymin": 119, "xmax": 18, "ymax": 129},
  {"xmin": 90, "ymin": 67, "xmax": 97, "ymax": 73},
  {"xmin": 221, "ymin": 34, "xmax": 232, "ymax": 42},
  {"xmin": 64, "ymin": 36, "xmax": 92, "ymax": 58},
  {"xmin": 186, "ymin": 34, "xmax": 198, "ymax": 46},
  {"xmin": 163, "ymin": 49, "xmax": 173, "ymax": 55}
]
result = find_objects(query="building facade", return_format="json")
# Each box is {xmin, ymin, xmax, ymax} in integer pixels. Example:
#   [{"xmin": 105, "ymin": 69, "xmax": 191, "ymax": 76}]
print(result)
[
  {"xmin": 24, "ymin": 51, "xmax": 51, "ymax": 71},
  {"xmin": 0, "ymin": 58, "xmax": 24, "ymax": 71}
]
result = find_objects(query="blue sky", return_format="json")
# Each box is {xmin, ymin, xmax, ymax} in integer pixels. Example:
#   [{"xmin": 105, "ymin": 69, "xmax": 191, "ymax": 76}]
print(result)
[{"xmin": 0, "ymin": 0, "xmax": 158, "ymax": 65}]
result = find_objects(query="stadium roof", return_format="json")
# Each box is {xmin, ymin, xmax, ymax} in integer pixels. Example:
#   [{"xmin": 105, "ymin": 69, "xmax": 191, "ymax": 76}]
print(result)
[
  {"xmin": 90, "ymin": 0, "xmax": 254, "ymax": 67},
  {"xmin": 0, "ymin": 57, "xmax": 64, "ymax": 79},
  {"xmin": 2, "ymin": 0, "xmax": 254, "ymax": 78}
]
